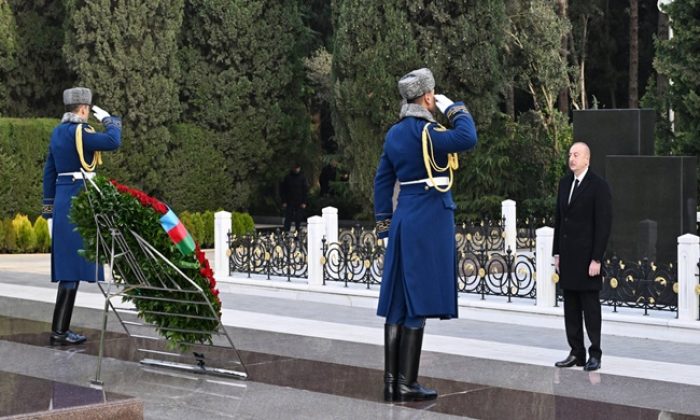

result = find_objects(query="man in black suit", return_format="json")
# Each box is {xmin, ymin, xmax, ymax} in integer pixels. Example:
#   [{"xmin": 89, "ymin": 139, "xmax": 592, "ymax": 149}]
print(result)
[{"xmin": 553, "ymin": 142, "xmax": 612, "ymax": 372}]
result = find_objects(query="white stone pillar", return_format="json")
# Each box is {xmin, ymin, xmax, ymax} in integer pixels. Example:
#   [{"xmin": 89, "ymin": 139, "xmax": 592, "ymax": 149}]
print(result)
[
  {"xmin": 322, "ymin": 207, "xmax": 338, "ymax": 245},
  {"xmin": 307, "ymin": 216, "xmax": 325, "ymax": 287},
  {"xmin": 502, "ymin": 199, "xmax": 517, "ymax": 254},
  {"xmin": 536, "ymin": 227, "xmax": 556, "ymax": 308},
  {"xmin": 214, "ymin": 211, "xmax": 232, "ymax": 278},
  {"xmin": 677, "ymin": 234, "xmax": 700, "ymax": 321}
]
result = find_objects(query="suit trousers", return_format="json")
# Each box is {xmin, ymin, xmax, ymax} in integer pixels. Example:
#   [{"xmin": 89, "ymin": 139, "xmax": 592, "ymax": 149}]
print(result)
[{"xmin": 563, "ymin": 289, "xmax": 602, "ymax": 360}]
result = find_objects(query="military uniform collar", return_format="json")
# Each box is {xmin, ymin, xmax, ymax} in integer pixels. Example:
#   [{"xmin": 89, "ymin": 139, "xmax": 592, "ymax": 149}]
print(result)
[
  {"xmin": 61, "ymin": 112, "xmax": 88, "ymax": 124},
  {"xmin": 399, "ymin": 102, "xmax": 436, "ymax": 122}
]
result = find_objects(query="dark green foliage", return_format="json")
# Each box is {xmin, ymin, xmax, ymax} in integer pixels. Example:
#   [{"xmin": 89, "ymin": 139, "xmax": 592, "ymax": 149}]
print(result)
[
  {"xmin": 63, "ymin": 0, "xmax": 183, "ymax": 192},
  {"xmin": 232, "ymin": 212, "xmax": 255, "ymax": 236},
  {"xmin": 0, "ymin": 1, "xmax": 17, "ymax": 115},
  {"xmin": 0, "ymin": 118, "xmax": 56, "ymax": 217},
  {"xmin": 5, "ymin": 0, "xmax": 72, "ymax": 117},
  {"xmin": 179, "ymin": 0, "xmax": 311, "ymax": 212},
  {"xmin": 454, "ymin": 112, "xmax": 571, "ymax": 220},
  {"xmin": 160, "ymin": 124, "xmax": 231, "ymax": 213},
  {"xmin": 655, "ymin": 1, "xmax": 700, "ymax": 197},
  {"xmin": 332, "ymin": 1, "xmax": 422, "ymax": 217},
  {"xmin": 406, "ymin": 0, "xmax": 508, "ymax": 128},
  {"xmin": 201, "ymin": 210, "xmax": 214, "ymax": 248}
]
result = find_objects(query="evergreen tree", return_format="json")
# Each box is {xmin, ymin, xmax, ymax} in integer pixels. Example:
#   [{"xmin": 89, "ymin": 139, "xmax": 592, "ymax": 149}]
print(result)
[
  {"xmin": 0, "ymin": 0, "xmax": 17, "ymax": 114},
  {"xmin": 179, "ymin": 0, "xmax": 310, "ymax": 212},
  {"xmin": 655, "ymin": 0, "xmax": 700, "ymax": 196},
  {"xmin": 332, "ymin": 0, "xmax": 422, "ymax": 216},
  {"xmin": 5, "ymin": 0, "xmax": 71, "ymax": 117},
  {"xmin": 406, "ymin": 0, "xmax": 508, "ymax": 128},
  {"xmin": 63, "ymin": 0, "xmax": 183, "ymax": 192}
]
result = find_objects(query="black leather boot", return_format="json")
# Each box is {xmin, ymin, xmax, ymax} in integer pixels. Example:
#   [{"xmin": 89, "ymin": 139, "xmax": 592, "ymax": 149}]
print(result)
[
  {"xmin": 50, "ymin": 283, "xmax": 86, "ymax": 345},
  {"xmin": 383, "ymin": 324, "xmax": 401, "ymax": 402},
  {"xmin": 397, "ymin": 326, "xmax": 437, "ymax": 402}
]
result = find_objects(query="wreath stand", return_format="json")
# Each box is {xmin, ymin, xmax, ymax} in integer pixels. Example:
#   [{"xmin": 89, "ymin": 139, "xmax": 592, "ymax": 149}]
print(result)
[{"xmin": 80, "ymin": 174, "xmax": 248, "ymax": 387}]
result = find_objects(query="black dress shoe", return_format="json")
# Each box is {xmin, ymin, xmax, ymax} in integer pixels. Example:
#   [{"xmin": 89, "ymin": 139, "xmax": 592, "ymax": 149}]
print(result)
[
  {"xmin": 50, "ymin": 330, "xmax": 86, "ymax": 345},
  {"xmin": 584, "ymin": 357, "xmax": 601, "ymax": 371},
  {"xmin": 554, "ymin": 355, "xmax": 585, "ymax": 368}
]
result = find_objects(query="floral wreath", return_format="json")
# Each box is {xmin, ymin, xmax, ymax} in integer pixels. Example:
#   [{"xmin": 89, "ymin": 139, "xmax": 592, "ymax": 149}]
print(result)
[{"xmin": 71, "ymin": 176, "xmax": 222, "ymax": 348}]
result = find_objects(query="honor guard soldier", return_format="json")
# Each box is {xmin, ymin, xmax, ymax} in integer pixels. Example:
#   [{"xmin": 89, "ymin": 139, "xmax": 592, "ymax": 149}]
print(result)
[
  {"xmin": 42, "ymin": 87, "xmax": 122, "ymax": 345},
  {"xmin": 374, "ymin": 68, "xmax": 477, "ymax": 402}
]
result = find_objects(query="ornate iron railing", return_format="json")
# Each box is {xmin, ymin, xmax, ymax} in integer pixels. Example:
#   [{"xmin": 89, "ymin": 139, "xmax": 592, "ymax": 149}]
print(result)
[
  {"xmin": 457, "ymin": 248, "xmax": 537, "ymax": 301},
  {"xmin": 227, "ymin": 225, "xmax": 683, "ymax": 316},
  {"xmin": 321, "ymin": 236, "xmax": 384, "ymax": 288},
  {"xmin": 556, "ymin": 256, "xmax": 678, "ymax": 315},
  {"xmin": 516, "ymin": 217, "xmax": 553, "ymax": 252},
  {"xmin": 456, "ymin": 218, "xmax": 506, "ymax": 253},
  {"xmin": 227, "ymin": 230, "xmax": 307, "ymax": 281}
]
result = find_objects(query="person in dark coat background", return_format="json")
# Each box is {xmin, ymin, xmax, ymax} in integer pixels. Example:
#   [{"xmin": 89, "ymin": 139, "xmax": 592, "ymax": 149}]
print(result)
[
  {"xmin": 280, "ymin": 163, "xmax": 309, "ymax": 232},
  {"xmin": 42, "ymin": 87, "xmax": 122, "ymax": 345},
  {"xmin": 553, "ymin": 141, "xmax": 612, "ymax": 372},
  {"xmin": 374, "ymin": 68, "xmax": 477, "ymax": 402},
  {"xmin": 319, "ymin": 159, "xmax": 338, "ymax": 197}
]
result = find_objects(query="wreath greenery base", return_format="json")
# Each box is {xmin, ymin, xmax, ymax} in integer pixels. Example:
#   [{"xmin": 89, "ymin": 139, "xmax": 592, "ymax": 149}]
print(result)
[{"xmin": 71, "ymin": 176, "xmax": 222, "ymax": 350}]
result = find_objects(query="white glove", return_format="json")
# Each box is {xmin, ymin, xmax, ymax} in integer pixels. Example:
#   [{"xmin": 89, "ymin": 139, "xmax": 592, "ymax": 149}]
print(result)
[
  {"xmin": 434, "ymin": 94, "xmax": 454, "ymax": 114},
  {"xmin": 382, "ymin": 238, "xmax": 388, "ymax": 248},
  {"xmin": 48, "ymin": 218, "xmax": 53, "ymax": 239},
  {"xmin": 92, "ymin": 105, "xmax": 111, "ymax": 122}
]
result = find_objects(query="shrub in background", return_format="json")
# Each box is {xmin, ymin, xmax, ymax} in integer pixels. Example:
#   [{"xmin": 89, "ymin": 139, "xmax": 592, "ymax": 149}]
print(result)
[
  {"xmin": 33, "ymin": 216, "xmax": 50, "ymax": 253},
  {"xmin": 232, "ymin": 212, "xmax": 255, "ymax": 236},
  {"xmin": 201, "ymin": 210, "xmax": 214, "ymax": 247},
  {"xmin": 12, "ymin": 213, "xmax": 35, "ymax": 252}
]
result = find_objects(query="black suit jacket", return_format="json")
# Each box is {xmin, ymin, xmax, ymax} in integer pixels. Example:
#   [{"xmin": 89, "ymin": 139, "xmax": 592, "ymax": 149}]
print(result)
[{"xmin": 553, "ymin": 169, "xmax": 612, "ymax": 291}]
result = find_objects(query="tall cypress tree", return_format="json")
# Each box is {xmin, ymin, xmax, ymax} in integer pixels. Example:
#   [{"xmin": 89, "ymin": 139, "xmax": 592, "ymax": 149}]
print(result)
[
  {"xmin": 5, "ymin": 0, "xmax": 71, "ymax": 117},
  {"xmin": 0, "ymin": 0, "xmax": 17, "ymax": 115},
  {"xmin": 405, "ymin": 0, "xmax": 508, "ymax": 128},
  {"xmin": 332, "ymin": 0, "xmax": 421, "ymax": 215},
  {"xmin": 179, "ymin": 0, "xmax": 310, "ymax": 211},
  {"xmin": 655, "ymin": 0, "xmax": 700, "ymax": 196},
  {"xmin": 63, "ymin": 0, "xmax": 183, "ymax": 192}
]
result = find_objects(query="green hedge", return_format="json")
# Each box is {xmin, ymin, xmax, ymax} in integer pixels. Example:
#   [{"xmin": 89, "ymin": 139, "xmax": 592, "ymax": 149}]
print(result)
[
  {"xmin": 0, "ymin": 211, "xmax": 255, "ymax": 253},
  {"xmin": 0, "ymin": 118, "xmax": 247, "ymax": 219},
  {"xmin": 0, "ymin": 118, "xmax": 56, "ymax": 218}
]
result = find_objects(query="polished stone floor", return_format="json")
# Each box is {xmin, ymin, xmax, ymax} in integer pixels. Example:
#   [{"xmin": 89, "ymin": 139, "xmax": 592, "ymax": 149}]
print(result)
[{"xmin": 3, "ymin": 254, "xmax": 700, "ymax": 419}]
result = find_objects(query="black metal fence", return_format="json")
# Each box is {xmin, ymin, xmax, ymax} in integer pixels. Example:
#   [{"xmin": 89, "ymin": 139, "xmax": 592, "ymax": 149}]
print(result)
[
  {"xmin": 556, "ymin": 256, "xmax": 679, "ymax": 316},
  {"xmin": 227, "ymin": 222, "xmax": 688, "ymax": 316},
  {"xmin": 227, "ymin": 229, "xmax": 308, "ymax": 281},
  {"xmin": 457, "ymin": 248, "xmax": 537, "ymax": 301}
]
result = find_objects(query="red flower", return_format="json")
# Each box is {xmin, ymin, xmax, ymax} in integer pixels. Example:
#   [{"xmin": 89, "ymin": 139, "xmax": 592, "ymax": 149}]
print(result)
[
  {"xmin": 209, "ymin": 277, "xmax": 217, "ymax": 288},
  {"xmin": 212, "ymin": 289, "xmax": 220, "ymax": 296},
  {"xmin": 152, "ymin": 201, "xmax": 168, "ymax": 214},
  {"xmin": 200, "ymin": 267, "xmax": 214, "ymax": 278}
]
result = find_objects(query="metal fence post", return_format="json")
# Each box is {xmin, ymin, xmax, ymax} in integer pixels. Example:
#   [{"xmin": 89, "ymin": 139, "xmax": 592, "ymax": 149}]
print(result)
[
  {"xmin": 214, "ymin": 211, "xmax": 232, "ymax": 279},
  {"xmin": 536, "ymin": 226, "xmax": 556, "ymax": 308},
  {"xmin": 502, "ymin": 199, "xmax": 517, "ymax": 254},
  {"xmin": 677, "ymin": 233, "xmax": 700, "ymax": 321},
  {"xmin": 307, "ymin": 216, "xmax": 325, "ymax": 286}
]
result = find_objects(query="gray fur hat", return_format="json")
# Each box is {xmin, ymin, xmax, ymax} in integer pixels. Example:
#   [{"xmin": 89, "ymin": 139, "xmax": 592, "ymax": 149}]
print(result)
[
  {"xmin": 398, "ymin": 68, "xmax": 435, "ymax": 100},
  {"xmin": 63, "ymin": 87, "xmax": 92, "ymax": 106}
]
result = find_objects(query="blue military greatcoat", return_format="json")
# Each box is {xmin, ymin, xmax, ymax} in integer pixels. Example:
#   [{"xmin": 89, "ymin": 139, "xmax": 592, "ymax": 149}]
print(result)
[
  {"xmin": 42, "ymin": 118, "xmax": 121, "ymax": 282},
  {"xmin": 374, "ymin": 103, "xmax": 477, "ymax": 319}
]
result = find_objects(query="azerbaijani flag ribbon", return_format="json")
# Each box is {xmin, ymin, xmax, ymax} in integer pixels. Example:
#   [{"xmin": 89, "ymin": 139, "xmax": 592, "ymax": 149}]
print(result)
[{"xmin": 159, "ymin": 208, "xmax": 196, "ymax": 256}]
